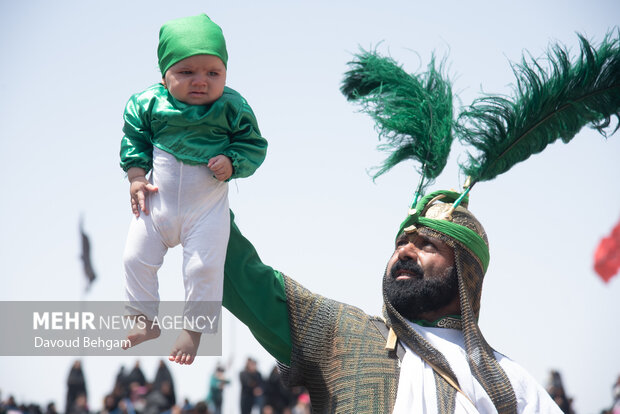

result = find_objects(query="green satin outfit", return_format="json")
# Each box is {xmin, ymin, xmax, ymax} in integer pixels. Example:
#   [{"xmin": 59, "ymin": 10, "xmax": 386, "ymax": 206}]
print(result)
[{"xmin": 120, "ymin": 84, "xmax": 267, "ymax": 179}]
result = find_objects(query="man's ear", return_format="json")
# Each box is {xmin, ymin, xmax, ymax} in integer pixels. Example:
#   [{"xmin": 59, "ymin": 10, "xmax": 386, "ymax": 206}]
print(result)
[{"xmin": 161, "ymin": 78, "xmax": 167, "ymax": 88}]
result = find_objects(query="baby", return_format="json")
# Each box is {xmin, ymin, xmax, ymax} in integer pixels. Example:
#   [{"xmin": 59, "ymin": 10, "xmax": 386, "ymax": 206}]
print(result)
[{"xmin": 120, "ymin": 14, "xmax": 267, "ymax": 365}]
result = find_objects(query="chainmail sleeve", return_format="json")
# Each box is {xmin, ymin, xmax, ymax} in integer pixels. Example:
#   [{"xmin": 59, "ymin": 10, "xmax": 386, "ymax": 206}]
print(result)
[
  {"xmin": 277, "ymin": 275, "xmax": 337, "ymax": 402},
  {"xmin": 279, "ymin": 275, "xmax": 400, "ymax": 413}
]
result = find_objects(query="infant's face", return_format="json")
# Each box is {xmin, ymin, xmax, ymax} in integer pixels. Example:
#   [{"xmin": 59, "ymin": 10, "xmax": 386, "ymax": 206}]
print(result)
[{"xmin": 163, "ymin": 54, "xmax": 226, "ymax": 105}]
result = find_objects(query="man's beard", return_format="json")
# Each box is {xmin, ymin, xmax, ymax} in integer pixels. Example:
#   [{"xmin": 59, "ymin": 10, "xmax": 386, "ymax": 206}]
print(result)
[{"xmin": 383, "ymin": 259, "xmax": 459, "ymax": 321}]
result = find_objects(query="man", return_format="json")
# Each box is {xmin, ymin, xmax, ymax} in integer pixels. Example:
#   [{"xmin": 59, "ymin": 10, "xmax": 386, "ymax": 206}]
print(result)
[
  {"xmin": 240, "ymin": 358, "xmax": 264, "ymax": 414},
  {"xmin": 222, "ymin": 191, "xmax": 561, "ymax": 413}
]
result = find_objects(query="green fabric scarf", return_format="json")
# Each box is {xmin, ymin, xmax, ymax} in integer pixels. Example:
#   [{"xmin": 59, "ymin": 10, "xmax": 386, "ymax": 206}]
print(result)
[{"xmin": 397, "ymin": 190, "xmax": 490, "ymax": 272}]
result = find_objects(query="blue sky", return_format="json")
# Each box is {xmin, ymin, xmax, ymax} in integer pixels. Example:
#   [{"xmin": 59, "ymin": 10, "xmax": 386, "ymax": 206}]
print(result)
[{"xmin": 1, "ymin": 1, "xmax": 619, "ymax": 413}]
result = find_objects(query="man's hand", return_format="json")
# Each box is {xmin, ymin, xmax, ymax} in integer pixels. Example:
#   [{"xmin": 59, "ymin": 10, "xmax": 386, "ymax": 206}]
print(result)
[
  {"xmin": 127, "ymin": 167, "xmax": 158, "ymax": 217},
  {"xmin": 208, "ymin": 155, "xmax": 233, "ymax": 181}
]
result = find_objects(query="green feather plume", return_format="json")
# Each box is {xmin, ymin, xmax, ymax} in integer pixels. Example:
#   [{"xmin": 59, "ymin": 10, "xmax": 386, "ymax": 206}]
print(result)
[
  {"xmin": 457, "ymin": 30, "xmax": 620, "ymax": 188},
  {"xmin": 341, "ymin": 49, "xmax": 454, "ymax": 199}
]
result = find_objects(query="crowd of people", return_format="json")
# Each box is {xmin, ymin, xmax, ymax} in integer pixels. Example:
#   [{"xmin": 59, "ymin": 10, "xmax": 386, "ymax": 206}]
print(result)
[
  {"xmin": 1, "ymin": 360, "xmax": 618, "ymax": 414},
  {"xmin": 237, "ymin": 358, "xmax": 309, "ymax": 414},
  {"xmin": 63, "ymin": 359, "xmax": 178, "ymax": 414},
  {"xmin": 0, "ymin": 359, "xmax": 310, "ymax": 414}
]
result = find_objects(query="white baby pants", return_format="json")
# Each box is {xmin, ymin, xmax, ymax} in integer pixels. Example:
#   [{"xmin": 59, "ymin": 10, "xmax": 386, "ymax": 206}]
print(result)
[{"xmin": 123, "ymin": 147, "xmax": 230, "ymax": 332}]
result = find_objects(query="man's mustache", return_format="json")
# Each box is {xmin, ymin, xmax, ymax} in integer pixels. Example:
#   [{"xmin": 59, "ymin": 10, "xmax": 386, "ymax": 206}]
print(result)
[{"xmin": 390, "ymin": 260, "xmax": 424, "ymax": 279}]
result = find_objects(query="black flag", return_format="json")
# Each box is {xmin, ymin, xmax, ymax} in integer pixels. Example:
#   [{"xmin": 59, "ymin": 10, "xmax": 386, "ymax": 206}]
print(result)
[{"xmin": 79, "ymin": 218, "xmax": 97, "ymax": 291}]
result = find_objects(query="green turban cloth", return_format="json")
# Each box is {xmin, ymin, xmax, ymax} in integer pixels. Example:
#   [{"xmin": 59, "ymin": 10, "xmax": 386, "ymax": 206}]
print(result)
[
  {"xmin": 157, "ymin": 13, "xmax": 228, "ymax": 76},
  {"xmin": 397, "ymin": 190, "xmax": 490, "ymax": 273}
]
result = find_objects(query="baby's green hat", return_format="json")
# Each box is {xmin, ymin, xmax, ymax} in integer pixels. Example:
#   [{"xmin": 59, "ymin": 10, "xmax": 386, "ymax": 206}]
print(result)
[{"xmin": 157, "ymin": 13, "xmax": 228, "ymax": 76}]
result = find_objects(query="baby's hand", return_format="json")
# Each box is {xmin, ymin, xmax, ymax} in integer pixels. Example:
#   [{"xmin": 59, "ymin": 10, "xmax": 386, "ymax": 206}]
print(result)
[
  {"xmin": 129, "ymin": 176, "xmax": 158, "ymax": 217},
  {"xmin": 207, "ymin": 155, "xmax": 233, "ymax": 181}
]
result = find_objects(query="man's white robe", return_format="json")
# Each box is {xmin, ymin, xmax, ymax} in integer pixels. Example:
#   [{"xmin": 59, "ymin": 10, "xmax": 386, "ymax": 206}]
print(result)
[{"xmin": 392, "ymin": 323, "xmax": 562, "ymax": 413}]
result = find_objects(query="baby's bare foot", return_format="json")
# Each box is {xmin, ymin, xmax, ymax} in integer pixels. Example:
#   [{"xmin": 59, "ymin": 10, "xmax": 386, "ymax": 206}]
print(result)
[
  {"xmin": 169, "ymin": 329, "xmax": 201, "ymax": 365},
  {"xmin": 123, "ymin": 315, "xmax": 160, "ymax": 349}
]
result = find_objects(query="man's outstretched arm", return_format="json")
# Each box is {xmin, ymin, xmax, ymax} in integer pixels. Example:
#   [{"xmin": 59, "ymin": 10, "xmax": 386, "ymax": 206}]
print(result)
[{"xmin": 222, "ymin": 211, "xmax": 292, "ymax": 364}]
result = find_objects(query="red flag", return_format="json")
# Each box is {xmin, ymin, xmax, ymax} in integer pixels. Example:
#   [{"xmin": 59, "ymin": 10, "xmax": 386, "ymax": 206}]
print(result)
[{"xmin": 594, "ymin": 218, "xmax": 620, "ymax": 283}]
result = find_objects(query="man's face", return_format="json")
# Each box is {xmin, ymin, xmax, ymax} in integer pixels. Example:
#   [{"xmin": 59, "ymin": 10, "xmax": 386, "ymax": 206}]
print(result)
[
  {"xmin": 384, "ymin": 231, "xmax": 458, "ymax": 320},
  {"xmin": 163, "ymin": 54, "xmax": 226, "ymax": 105}
]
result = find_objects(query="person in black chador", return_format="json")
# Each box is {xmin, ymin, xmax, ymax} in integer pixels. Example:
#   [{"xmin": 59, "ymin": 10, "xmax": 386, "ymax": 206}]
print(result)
[
  {"xmin": 126, "ymin": 361, "xmax": 146, "ymax": 387},
  {"xmin": 66, "ymin": 360, "xmax": 87, "ymax": 414},
  {"xmin": 263, "ymin": 366, "xmax": 293, "ymax": 413},
  {"xmin": 153, "ymin": 359, "xmax": 176, "ymax": 407}
]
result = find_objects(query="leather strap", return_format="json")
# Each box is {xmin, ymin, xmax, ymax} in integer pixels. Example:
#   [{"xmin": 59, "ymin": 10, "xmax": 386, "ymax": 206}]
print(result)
[{"xmin": 371, "ymin": 318, "xmax": 406, "ymax": 361}]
